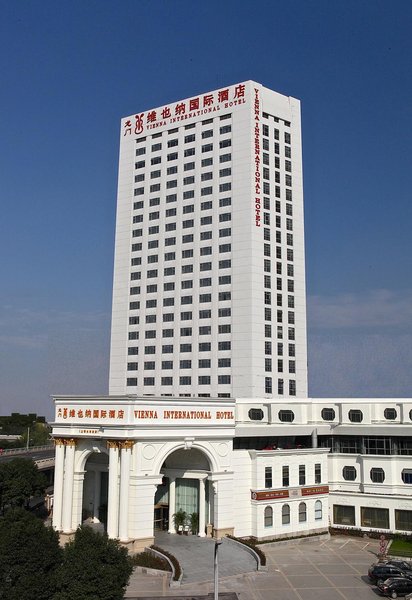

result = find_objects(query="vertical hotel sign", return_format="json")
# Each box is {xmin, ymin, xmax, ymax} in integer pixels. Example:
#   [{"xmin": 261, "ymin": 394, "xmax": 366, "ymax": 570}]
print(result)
[{"xmin": 254, "ymin": 88, "xmax": 261, "ymax": 227}]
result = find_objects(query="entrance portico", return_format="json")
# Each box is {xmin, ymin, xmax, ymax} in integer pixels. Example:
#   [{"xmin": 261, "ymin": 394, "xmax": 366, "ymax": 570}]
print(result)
[{"xmin": 51, "ymin": 396, "xmax": 236, "ymax": 551}]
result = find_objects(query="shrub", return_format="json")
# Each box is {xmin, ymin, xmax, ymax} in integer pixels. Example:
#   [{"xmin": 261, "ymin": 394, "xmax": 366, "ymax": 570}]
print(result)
[
  {"xmin": 151, "ymin": 545, "xmax": 181, "ymax": 581},
  {"xmin": 227, "ymin": 534, "xmax": 266, "ymax": 566},
  {"xmin": 131, "ymin": 551, "xmax": 171, "ymax": 572}
]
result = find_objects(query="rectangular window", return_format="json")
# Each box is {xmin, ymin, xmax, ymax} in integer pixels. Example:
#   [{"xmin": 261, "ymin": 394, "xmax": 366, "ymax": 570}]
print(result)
[
  {"xmin": 299, "ymin": 465, "xmax": 306, "ymax": 486},
  {"xmin": 361, "ymin": 507, "xmax": 389, "ymax": 529},
  {"xmin": 395, "ymin": 510, "xmax": 412, "ymax": 531},
  {"xmin": 315, "ymin": 464, "xmax": 321, "ymax": 484},
  {"xmin": 282, "ymin": 465, "xmax": 289, "ymax": 487},
  {"xmin": 333, "ymin": 504, "xmax": 356, "ymax": 526},
  {"xmin": 265, "ymin": 467, "xmax": 272, "ymax": 489}
]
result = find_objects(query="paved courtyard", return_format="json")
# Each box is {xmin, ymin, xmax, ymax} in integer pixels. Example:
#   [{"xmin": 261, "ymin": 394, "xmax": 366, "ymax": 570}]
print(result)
[{"xmin": 125, "ymin": 534, "xmax": 382, "ymax": 600}]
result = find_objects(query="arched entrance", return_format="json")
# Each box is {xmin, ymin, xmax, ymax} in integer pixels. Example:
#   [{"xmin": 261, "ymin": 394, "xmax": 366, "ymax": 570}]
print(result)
[
  {"xmin": 156, "ymin": 448, "xmax": 213, "ymax": 537},
  {"xmin": 81, "ymin": 452, "xmax": 109, "ymax": 528}
]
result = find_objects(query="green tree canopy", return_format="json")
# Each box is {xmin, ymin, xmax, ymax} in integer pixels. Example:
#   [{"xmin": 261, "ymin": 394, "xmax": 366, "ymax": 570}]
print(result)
[
  {"xmin": 0, "ymin": 508, "xmax": 62, "ymax": 600},
  {"xmin": 0, "ymin": 457, "xmax": 47, "ymax": 512},
  {"xmin": 53, "ymin": 526, "xmax": 133, "ymax": 600}
]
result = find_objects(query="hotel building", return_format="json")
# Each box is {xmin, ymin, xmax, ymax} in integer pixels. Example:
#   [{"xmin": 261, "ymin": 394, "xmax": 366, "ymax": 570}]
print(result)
[
  {"xmin": 109, "ymin": 81, "xmax": 307, "ymax": 400},
  {"xmin": 51, "ymin": 82, "xmax": 412, "ymax": 551}
]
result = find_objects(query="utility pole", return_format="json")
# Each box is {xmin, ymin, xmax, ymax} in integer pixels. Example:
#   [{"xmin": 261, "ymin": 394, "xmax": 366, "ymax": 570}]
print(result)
[
  {"xmin": 214, "ymin": 539, "xmax": 222, "ymax": 600},
  {"xmin": 26, "ymin": 426, "xmax": 30, "ymax": 451}
]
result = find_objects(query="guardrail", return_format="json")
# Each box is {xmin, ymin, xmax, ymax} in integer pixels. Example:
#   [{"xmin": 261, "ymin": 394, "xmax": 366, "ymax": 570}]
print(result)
[{"xmin": 0, "ymin": 444, "xmax": 54, "ymax": 456}]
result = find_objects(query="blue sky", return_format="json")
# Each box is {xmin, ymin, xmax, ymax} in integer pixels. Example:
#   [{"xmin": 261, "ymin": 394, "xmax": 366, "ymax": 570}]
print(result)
[{"xmin": 1, "ymin": 0, "xmax": 411, "ymax": 418}]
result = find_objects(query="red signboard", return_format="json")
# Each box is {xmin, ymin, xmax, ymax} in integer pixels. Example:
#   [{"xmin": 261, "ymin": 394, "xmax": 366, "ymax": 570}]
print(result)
[
  {"xmin": 301, "ymin": 486, "xmax": 329, "ymax": 496},
  {"xmin": 251, "ymin": 485, "xmax": 329, "ymax": 501},
  {"xmin": 251, "ymin": 489, "xmax": 289, "ymax": 501}
]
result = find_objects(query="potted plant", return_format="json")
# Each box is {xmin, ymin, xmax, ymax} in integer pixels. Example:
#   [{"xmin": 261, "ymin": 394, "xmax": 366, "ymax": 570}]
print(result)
[
  {"xmin": 189, "ymin": 511, "xmax": 199, "ymax": 535},
  {"xmin": 172, "ymin": 509, "xmax": 187, "ymax": 533}
]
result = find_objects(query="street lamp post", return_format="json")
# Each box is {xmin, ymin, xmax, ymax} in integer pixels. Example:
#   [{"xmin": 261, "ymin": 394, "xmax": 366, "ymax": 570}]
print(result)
[{"xmin": 214, "ymin": 539, "xmax": 222, "ymax": 600}]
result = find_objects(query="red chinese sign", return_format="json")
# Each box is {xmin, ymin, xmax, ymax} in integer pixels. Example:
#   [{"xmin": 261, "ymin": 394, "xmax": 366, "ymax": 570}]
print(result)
[
  {"xmin": 251, "ymin": 485, "xmax": 329, "ymax": 501},
  {"xmin": 57, "ymin": 407, "xmax": 125, "ymax": 420},
  {"xmin": 301, "ymin": 486, "xmax": 329, "ymax": 496},
  {"xmin": 251, "ymin": 489, "xmax": 289, "ymax": 501},
  {"xmin": 253, "ymin": 88, "xmax": 261, "ymax": 227},
  {"xmin": 123, "ymin": 83, "xmax": 247, "ymax": 137}
]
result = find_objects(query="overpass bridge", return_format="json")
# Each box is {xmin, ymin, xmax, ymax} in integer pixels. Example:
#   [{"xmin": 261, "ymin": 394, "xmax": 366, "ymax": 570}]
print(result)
[{"xmin": 0, "ymin": 444, "xmax": 55, "ymax": 474}]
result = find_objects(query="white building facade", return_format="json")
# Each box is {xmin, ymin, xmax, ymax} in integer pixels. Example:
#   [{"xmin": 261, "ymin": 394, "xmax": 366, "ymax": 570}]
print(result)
[
  {"xmin": 52, "ymin": 82, "xmax": 412, "ymax": 548},
  {"xmin": 109, "ymin": 81, "xmax": 307, "ymax": 400}
]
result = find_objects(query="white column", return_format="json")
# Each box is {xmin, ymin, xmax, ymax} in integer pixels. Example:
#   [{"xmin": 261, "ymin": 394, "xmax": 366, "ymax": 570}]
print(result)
[
  {"xmin": 71, "ymin": 471, "xmax": 85, "ymax": 530},
  {"xmin": 198, "ymin": 477, "xmax": 206, "ymax": 537},
  {"xmin": 93, "ymin": 470, "xmax": 101, "ymax": 521},
  {"xmin": 168, "ymin": 477, "xmax": 176, "ymax": 533},
  {"xmin": 62, "ymin": 439, "xmax": 76, "ymax": 533},
  {"xmin": 208, "ymin": 479, "xmax": 215, "ymax": 528},
  {"xmin": 118, "ymin": 441, "xmax": 132, "ymax": 541},
  {"xmin": 52, "ymin": 439, "xmax": 65, "ymax": 531},
  {"xmin": 107, "ymin": 442, "xmax": 120, "ymax": 539}
]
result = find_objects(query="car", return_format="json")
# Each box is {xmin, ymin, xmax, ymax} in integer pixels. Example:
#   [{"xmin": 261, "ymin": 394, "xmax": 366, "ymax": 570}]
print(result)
[
  {"xmin": 377, "ymin": 576, "xmax": 412, "ymax": 598},
  {"xmin": 368, "ymin": 564, "xmax": 411, "ymax": 583},
  {"xmin": 387, "ymin": 561, "xmax": 412, "ymax": 573}
]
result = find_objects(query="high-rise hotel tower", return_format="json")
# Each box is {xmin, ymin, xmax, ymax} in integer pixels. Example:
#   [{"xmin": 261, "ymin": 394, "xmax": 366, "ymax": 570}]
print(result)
[{"xmin": 109, "ymin": 81, "xmax": 307, "ymax": 400}]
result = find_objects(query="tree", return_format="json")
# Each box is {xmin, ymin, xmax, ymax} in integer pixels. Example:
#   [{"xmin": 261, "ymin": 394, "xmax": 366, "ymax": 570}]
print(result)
[
  {"xmin": 53, "ymin": 526, "xmax": 133, "ymax": 600},
  {"xmin": 0, "ymin": 508, "xmax": 62, "ymax": 600},
  {"xmin": 20, "ymin": 421, "xmax": 51, "ymax": 448},
  {"xmin": 0, "ymin": 458, "xmax": 47, "ymax": 513}
]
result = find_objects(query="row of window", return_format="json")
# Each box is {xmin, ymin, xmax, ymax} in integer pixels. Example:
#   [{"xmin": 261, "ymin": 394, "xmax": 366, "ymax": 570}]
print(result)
[
  {"xmin": 138, "ymin": 168, "xmax": 232, "ymax": 182},
  {"xmin": 134, "ymin": 197, "xmax": 232, "ymax": 212},
  {"xmin": 136, "ymin": 155, "xmax": 230, "ymax": 171},
  {"xmin": 128, "ymin": 341, "xmax": 231, "ymax": 352},
  {"xmin": 128, "ymin": 326, "xmax": 231, "ymax": 337},
  {"xmin": 136, "ymin": 139, "xmax": 232, "ymax": 160},
  {"xmin": 132, "ymin": 225, "xmax": 232, "ymax": 237},
  {"xmin": 134, "ymin": 181, "xmax": 232, "ymax": 195},
  {"xmin": 264, "ymin": 500, "xmax": 322, "ymax": 528},
  {"xmin": 133, "ymin": 213, "xmax": 232, "ymax": 226},
  {"xmin": 138, "ymin": 126, "xmax": 232, "ymax": 153},
  {"xmin": 342, "ymin": 466, "xmax": 412, "ymax": 484},
  {"xmin": 262, "ymin": 123, "xmax": 291, "ymax": 143},
  {"xmin": 320, "ymin": 407, "xmax": 403, "ymax": 422},
  {"xmin": 136, "ymin": 134, "xmax": 231, "ymax": 154},
  {"xmin": 126, "ymin": 375, "xmax": 231, "ymax": 386},
  {"xmin": 129, "ymin": 292, "xmax": 232, "ymax": 304},
  {"xmin": 319, "ymin": 436, "xmax": 412, "ymax": 456},
  {"xmin": 333, "ymin": 505, "xmax": 412, "ymax": 531},
  {"xmin": 265, "ymin": 378, "xmax": 296, "ymax": 396},
  {"xmin": 132, "ymin": 242, "xmax": 231, "ymax": 255},
  {"xmin": 131, "ymin": 275, "xmax": 232, "ymax": 288},
  {"xmin": 265, "ymin": 463, "xmax": 321, "ymax": 488},
  {"xmin": 131, "ymin": 257, "xmax": 231, "ymax": 271},
  {"xmin": 128, "ymin": 358, "xmax": 231, "ymax": 369},
  {"xmin": 262, "ymin": 111, "xmax": 290, "ymax": 126},
  {"xmin": 135, "ymin": 116, "xmax": 231, "ymax": 147},
  {"xmin": 129, "ymin": 307, "xmax": 231, "ymax": 319}
]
